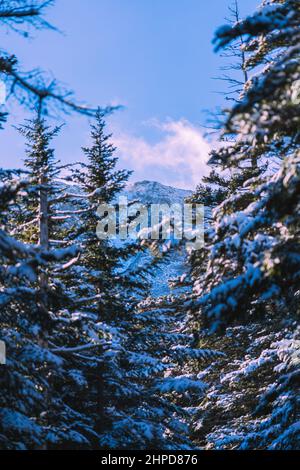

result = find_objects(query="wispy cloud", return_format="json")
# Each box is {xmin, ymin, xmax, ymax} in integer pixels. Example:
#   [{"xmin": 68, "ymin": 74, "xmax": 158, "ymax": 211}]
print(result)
[{"xmin": 113, "ymin": 119, "xmax": 210, "ymax": 189}]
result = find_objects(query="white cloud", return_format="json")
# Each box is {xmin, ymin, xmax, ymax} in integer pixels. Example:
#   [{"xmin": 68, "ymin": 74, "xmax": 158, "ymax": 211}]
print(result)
[{"xmin": 113, "ymin": 119, "xmax": 210, "ymax": 189}]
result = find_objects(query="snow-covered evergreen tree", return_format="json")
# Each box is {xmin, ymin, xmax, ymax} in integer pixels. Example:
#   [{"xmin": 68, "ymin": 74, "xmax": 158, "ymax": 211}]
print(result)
[
  {"xmin": 188, "ymin": 0, "xmax": 300, "ymax": 449},
  {"xmin": 2, "ymin": 0, "xmax": 299, "ymax": 451},
  {"xmin": 0, "ymin": 175, "xmax": 102, "ymax": 449}
]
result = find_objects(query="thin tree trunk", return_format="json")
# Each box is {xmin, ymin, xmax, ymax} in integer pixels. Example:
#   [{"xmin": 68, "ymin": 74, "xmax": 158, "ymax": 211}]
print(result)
[{"xmin": 38, "ymin": 173, "xmax": 50, "ymax": 450}]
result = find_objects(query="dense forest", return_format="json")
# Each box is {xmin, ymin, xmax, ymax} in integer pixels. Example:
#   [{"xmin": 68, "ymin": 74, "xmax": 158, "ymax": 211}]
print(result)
[{"xmin": 0, "ymin": 0, "xmax": 299, "ymax": 451}]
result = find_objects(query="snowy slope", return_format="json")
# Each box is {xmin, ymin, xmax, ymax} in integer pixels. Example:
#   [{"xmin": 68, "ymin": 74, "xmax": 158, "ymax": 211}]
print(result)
[{"xmin": 123, "ymin": 181, "xmax": 192, "ymax": 297}]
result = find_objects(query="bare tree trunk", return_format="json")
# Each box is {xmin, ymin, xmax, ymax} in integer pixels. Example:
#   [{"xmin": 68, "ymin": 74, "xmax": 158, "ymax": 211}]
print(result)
[{"xmin": 38, "ymin": 173, "xmax": 50, "ymax": 450}]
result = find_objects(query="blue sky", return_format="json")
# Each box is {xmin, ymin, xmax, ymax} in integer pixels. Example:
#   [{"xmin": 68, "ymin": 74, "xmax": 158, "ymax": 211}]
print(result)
[{"xmin": 1, "ymin": 0, "xmax": 258, "ymax": 188}]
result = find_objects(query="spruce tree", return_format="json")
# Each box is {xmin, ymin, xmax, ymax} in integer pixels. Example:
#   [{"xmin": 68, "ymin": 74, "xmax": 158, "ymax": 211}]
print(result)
[
  {"xmin": 188, "ymin": 0, "xmax": 300, "ymax": 449},
  {"xmin": 75, "ymin": 109, "xmax": 134, "ymax": 319}
]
